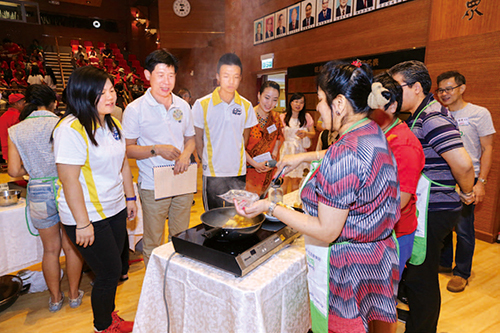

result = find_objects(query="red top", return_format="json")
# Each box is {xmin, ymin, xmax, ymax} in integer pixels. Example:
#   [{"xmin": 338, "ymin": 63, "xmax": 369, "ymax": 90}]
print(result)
[
  {"xmin": 0, "ymin": 108, "xmax": 21, "ymax": 161},
  {"xmin": 385, "ymin": 122, "xmax": 425, "ymax": 237}
]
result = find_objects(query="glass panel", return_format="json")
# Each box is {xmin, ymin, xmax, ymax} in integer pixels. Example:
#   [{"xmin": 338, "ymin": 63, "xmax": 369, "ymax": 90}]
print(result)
[
  {"xmin": 24, "ymin": 4, "xmax": 39, "ymax": 24},
  {"xmin": 0, "ymin": 2, "xmax": 21, "ymax": 21}
]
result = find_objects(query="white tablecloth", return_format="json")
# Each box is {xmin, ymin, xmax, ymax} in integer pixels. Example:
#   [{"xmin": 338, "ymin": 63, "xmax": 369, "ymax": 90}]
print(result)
[
  {"xmin": 0, "ymin": 199, "xmax": 44, "ymax": 276},
  {"xmin": 133, "ymin": 237, "xmax": 311, "ymax": 333}
]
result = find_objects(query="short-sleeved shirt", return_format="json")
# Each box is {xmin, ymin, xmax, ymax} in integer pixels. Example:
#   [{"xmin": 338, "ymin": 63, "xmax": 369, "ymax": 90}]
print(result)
[
  {"xmin": 193, "ymin": 88, "xmax": 258, "ymax": 177},
  {"xmin": 0, "ymin": 108, "xmax": 20, "ymax": 160},
  {"xmin": 122, "ymin": 89, "xmax": 195, "ymax": 190},
  {"xmin": 450, "ymin": 103, "xmax": 496, "ymax": 177},
  {"xmin": 385, "ymin": 122, "xmax": 425, "ymax": 237},
  {"xmin": 53, "ymin": 115, "xmax": 126, "ymax": 226},
  {"xmin": 405, "ymin": 94, "xmax": 463, "ymax": 212},
  {"xmin": 301, "ymin": 121, "xmax": 400, "ymax": 243},
  {"xmin": 8, "ymin": 110, "xmax": 59, "ymax": 178}
]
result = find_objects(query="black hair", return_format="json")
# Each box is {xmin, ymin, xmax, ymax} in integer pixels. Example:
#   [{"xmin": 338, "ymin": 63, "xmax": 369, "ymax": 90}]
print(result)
[
  {"xmin": 30, "ymin": 65, "xmax": 40, "ymax": 76},
  {"xmin": 54, "ymin": 66, "xmax": 120, "ymax": 146},
  {"xmin": 284, "ymin": 92, "xmax": 307, "ymax": 128},
  {"xmin": 306, "ymin": 3, "xmax": 312, "ymax": 9},
  {"xmin": 387, "ymin": 60, "xmax": 432, "ymax": 95},
  {"xmin": 3, "ymin": 38, "xmax": 12, "ymax": 44},
  {"xmin": 316, "ymin": 61, "xmax": 373, "ymax": 130},
  {"xmin": 259, "ymin": 80, "xmax": 280, "ymax": 95},
  {"xmin": 437, "ymin": 70, "xmax": 466, "ymax": 86},
  {"xmin": 45, "ymin": 66, "xmax": 57, "ymax": 85},
  {"xmin": 374, "ymin": 72, "xmax": 403, "ymax": 115},
  {"xmin": 20, "ymin": 84, "xmax": 56, "ymax": 121},
  {"xmin": 144, "ymin": 49, "xmax": 179, "ymax": 73},
  {"xmin": 217, "ymin": 53, "xmax": 242, "ymax": 74}
]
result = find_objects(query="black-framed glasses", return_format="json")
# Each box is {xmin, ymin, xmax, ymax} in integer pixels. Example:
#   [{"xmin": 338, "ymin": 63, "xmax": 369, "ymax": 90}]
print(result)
[{"xmin": 436, "ymin": 84, "xmax": 462, "ymax": 95}]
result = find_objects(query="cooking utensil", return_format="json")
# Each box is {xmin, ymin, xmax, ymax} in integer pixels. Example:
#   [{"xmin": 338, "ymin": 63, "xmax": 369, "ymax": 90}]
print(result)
[
  {"xmin": 260, "ymin": 166, "xmax": 287, "ymax": 199},
  {"xmin": 0, "ymin": 190, "xmax": 21, "ymax": 207},
  {"xmin": 0, "ymin": 275, "xmax": 23, "ymax": 313},
  {"xmin": 201, "ymin": 207, "xmax": 265, "ymax": 241}
]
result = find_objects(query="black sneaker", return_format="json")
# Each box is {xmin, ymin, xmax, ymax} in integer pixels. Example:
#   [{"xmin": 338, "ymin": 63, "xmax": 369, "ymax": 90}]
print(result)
[{"xmin": 397, "ymin": 308, "xmax": 409, "ymax": 323}]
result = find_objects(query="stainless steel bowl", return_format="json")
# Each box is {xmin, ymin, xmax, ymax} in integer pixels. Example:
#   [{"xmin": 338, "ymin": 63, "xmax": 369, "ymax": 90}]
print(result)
[{"xmin": 0, "ymin": 190, "xmax": 22, "ymax": 206}]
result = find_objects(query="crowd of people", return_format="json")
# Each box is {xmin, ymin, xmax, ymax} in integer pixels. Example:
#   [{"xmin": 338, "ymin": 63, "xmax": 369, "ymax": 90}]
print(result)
[{"xmin": 0, "ymin": 41, "xmax": 494, "ymax": 333}]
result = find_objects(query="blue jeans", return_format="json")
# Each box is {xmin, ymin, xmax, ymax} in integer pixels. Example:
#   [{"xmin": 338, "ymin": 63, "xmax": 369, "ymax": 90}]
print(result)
[{"xmin": 440, "ymin": 203, "xmax": 475, "ymax": 279}]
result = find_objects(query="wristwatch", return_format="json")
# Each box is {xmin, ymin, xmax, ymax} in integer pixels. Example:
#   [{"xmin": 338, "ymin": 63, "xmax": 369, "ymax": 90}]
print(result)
[
  {"xmin": 151, "ymin": 144, "xmax": 157, "ymax": 157},
  {"xmin": 478, "ymin": 178, "xmax": 487, "ymax": 185},
  {"xmin": 268, "ymin": 202, "xmax": 277, "ymax": 217}
]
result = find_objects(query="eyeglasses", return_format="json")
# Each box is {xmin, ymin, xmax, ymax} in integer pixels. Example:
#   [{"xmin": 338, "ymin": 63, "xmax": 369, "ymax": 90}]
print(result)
[{"xmin": 435, "ymin": 84, "xmax": 462, "ymax": 95}]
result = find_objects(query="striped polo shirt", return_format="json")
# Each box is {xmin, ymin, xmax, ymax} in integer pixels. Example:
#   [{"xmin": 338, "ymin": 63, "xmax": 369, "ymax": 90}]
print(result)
[
  {"xmin": 53, "ymin": 115, "xmax": 126, "ymax": 226},
  {"xmin": 405, "ymin": 94, "xmax": 463, "ymax": 212},
  {"xmin": 193, "ymin": 87, "xmax": 258, "ymax": 177}
]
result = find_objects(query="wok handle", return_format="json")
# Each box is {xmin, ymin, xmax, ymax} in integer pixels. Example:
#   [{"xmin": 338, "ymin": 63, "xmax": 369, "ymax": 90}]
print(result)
[{"xmin": 202, "ymin": 227, "xmax": 222, "ymax": 239}]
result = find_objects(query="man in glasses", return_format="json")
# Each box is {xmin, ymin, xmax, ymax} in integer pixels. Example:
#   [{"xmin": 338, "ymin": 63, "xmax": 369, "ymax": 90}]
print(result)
[
  {"xmin": 436, "ymin": 71, "xmax": 495, "ymax": 293},
  {"xmin": 388, "ymin": 61, "xmax": 475, "ymax": 333}
]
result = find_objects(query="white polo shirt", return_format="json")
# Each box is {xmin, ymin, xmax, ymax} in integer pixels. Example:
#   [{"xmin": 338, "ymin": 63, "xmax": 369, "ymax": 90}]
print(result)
[
  {"xmin": 54, "ymin": 115, "xmax": 126, "ymax": 226},
  {"xmin": 122, "ymin": 89, "xmax": 195, "ymax": 190},
  {"xmin": 193, "ymin": 88, "xmax": 257, "ymax": 177}
]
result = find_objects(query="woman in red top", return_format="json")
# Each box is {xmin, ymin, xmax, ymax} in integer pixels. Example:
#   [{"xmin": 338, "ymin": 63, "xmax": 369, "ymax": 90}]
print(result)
[
  {"xmin": 369, "ymin": 72, "xmax": 425, "ymax": 280},
  {"xmin": 245, "ymin": 81, "xmax": 283, "ymax": 196}
]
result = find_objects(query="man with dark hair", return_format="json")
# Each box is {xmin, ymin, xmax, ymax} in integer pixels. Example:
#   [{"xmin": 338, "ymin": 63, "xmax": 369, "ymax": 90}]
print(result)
[
  {"xmin": 122, "ymin": 49, "xmax": 195, "ymax": 268},
  {"xmin": 436, "ymin": 70, "xmax": 495, "ymax": 293},
  {"xmin": 336, "ymin": 0, "xmax": 351, "ymax": 16},
  {"xmin": 302, "ymin": 3, "xmax": 314, "ymax": 27},
  {"xmin": 318, "ymin": 0, "xmax": 332, "ymax": 22},
  {"xmin": 289, "ymin": 7, "xmax": 299, "ymax": 31},
  {"xmin": 276, "ymin": 14, "xmax": 286, "ymax": 35},
  {"xmin": 193, "ymin": 53, "xmax": 258, "ymax": 210},
  {"xmin": 388, "ymin": 61, "xmax": 475, "ymax": 332}
]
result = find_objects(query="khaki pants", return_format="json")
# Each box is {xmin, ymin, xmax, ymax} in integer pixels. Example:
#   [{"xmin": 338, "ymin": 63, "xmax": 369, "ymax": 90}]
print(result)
[{"xmin": 138, "ymin": 185, "xmax": 193, "ymax": 268}]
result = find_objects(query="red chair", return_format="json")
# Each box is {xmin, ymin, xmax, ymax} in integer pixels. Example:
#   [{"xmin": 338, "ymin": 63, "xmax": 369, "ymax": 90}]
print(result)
[
  {"xmin": 131, "ymin": 60, "xmax": 140, "ymax": 68},
  {"xmin": 128, "ymin": 54, "xmax": 136, "ymax": 61},
  {"xmin": 112, "ymin": 48, "xmax": 121, "ymax": 56},
  {"xmin": 109, "ymin": 43, "xmax": 118, "ymax": 49},
  {"xmin": 83, "ymin": 41, "xmax": 93, "ymax": 47},
  {"xmin": 104, "ymin": 58, "xmax": 113, "ymax": 67},
  {"xmin": 70, "ymin": 40, "xmax": 80, "ymax": 46},
  {"xmin": 115, "ymin": 53, "xmax": 124, "ymax": 60},
  {"xmin": 118, "ymin": 59, "xmax": 127, "ymax": 67}
]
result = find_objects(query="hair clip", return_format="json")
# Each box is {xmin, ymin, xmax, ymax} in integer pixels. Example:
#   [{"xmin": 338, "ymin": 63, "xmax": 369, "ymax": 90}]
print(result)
[{"xmin": 351, "ymin": 59, "xmax": 362, "ymax": 68}]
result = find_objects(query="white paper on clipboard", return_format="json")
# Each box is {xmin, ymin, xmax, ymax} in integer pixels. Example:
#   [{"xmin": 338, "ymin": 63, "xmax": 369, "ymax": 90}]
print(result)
[{"xmin": 153, "ymin": 163, "xmax": 197, "ymax": 200}]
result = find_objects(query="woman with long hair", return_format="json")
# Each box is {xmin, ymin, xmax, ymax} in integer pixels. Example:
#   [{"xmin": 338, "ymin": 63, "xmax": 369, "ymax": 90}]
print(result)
[
  {"xmin": 44, "ymin": 66, "xmax": 58, "ymax": 91},
  {"xmin": 53, "ymin": 66, "xmax": 137, "ymax": 333},
  {"xmin": 235, "ymin": 61, "xmax": 400, "ymax": 333},
  {"xmin": 279, "ymin": 92, "xmax": 315, "ymax": 193},
  {"xmin": 8, "ymin": 84, "xmax": 83, "ymax": 312},
  {"xmin": 27, "ymin": 65, "xmax": 44, "ymax": 86},
  {"xmin": 245, "ymin": 80, "xmax": 283, "ymax": 196}
]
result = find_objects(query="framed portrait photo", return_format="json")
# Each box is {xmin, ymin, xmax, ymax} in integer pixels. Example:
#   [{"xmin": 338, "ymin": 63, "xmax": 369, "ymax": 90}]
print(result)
[
  {"xmin": 275, "ymin": 9, "xmax": 288, "ymax": 38},
  {"xmin": 334, "ymin": 0, "xmax": 353, "ymax": 21},
  {"xmin": 377, "ymin": 0, "xmax": 406, "ymax": 9},
  {"xmin": 301, "ymin": 0, "xmax": 316, "ymax": 31},
  {"xmin": 254, "ymin": 18, "xmax": 264, "ymax": 45},
  {"xmin": 264, "ymin": 14, "xmax": 275, "ymax": 41},
  {"xmin": 287, "ymin": 3, "xmax": 301, "ymax": 35},
  {"xmin": 317, "ymin": 0, "xmax": 333, "ymax": 26},
  {"xmin": 354, "ymin": 0, "xmax": 375, "ymax": 15}
]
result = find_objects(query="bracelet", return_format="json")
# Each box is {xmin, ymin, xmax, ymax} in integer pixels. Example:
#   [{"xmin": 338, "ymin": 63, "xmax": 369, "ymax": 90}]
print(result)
[
  {"xmin": 461, "ymin": 191, "xmax": 474, "ymax": 197},
  {"xmin": 478, "ymin": 178, "xmax": 487, "ymax": 185},
  {"xmin": 126, "ymin": 196, "xmax": 137, "ymax": 201},
  {"xmin": 76, "ymin": 222, "xmax": 92, "ymax": 230}
]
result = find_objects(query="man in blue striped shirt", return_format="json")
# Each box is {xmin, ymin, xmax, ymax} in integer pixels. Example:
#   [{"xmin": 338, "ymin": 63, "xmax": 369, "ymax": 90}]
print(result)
[{"xmin": 389, "ymin": 61, "xmax": 475, "ymax": 333}]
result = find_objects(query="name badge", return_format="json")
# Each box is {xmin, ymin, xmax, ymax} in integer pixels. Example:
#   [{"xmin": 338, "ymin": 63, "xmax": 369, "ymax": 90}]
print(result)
[
  {"xmin": 267, "ymin": 124, "xmax": 277, "ymax": 134},
  {"xmin": 456, "ymin": 117, "xmax": 469, "ymax": 126}
]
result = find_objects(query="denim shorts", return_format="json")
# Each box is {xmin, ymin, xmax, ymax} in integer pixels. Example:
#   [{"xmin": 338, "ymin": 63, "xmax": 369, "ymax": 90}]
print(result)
[{"xmin": 27, "ymin": 179, "xmax": 60, "ymax": 230}]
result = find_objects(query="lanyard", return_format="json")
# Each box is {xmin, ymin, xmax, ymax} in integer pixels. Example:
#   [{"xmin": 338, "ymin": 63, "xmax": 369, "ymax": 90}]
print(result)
[
  {"xmin": 409, "ymin": 100, "xmax": 438, "ymax": 130},
  {"xmin": 337, "ymin": 117, "xmax": 369, "ymax": 141},
  {"xmin": 383, "ymin": 118, "xmax": 400, "ymax": 134}
]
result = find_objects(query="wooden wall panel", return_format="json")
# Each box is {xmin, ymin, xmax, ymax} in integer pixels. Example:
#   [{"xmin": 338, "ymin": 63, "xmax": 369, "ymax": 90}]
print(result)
[
  {"xmin": 158, "ymin": 0, "xmax": 225, "ymax": 48},
  {"xmin": 426, "ymin": 30, "xmax": 500, "ymax": 242},
  {"xmin": 428, "ymin": 0, "xmax": 500, "ymax": 42}
]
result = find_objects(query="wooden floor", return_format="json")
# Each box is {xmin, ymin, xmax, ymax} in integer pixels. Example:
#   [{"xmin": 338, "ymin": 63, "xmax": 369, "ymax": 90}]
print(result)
[{"xmin": 1, "ymin": 161, "xmax": 499, "ymax": 332}]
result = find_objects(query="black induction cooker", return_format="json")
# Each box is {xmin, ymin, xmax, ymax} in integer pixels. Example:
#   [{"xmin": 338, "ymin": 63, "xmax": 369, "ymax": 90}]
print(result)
[{"xmin": 172, "ymin": 221, "xmax": 300, "ymax": 277}]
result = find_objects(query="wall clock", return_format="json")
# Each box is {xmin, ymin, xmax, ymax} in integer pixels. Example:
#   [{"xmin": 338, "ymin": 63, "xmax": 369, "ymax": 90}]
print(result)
[{"xmin": 173, "ymin": 0, "xmax": 191, "ymax": 18}]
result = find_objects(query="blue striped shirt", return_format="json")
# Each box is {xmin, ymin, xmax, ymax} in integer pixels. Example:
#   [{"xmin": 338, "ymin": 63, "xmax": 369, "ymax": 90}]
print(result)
[{"xmin": 405, "ymin": 94, "xmax": 463, "ymax": 212}]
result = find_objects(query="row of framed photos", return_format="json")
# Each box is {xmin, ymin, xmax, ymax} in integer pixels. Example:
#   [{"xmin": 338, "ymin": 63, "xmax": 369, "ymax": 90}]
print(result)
[{"xmin": 254, "ymin": 0, "xmax": 409, "ymax": 45}]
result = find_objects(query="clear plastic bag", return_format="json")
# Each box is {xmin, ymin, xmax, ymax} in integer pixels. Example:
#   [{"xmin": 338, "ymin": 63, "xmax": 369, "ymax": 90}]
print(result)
[{"xmin": 218, "ymin": 190, "xmax": 259, "ymax": 207}]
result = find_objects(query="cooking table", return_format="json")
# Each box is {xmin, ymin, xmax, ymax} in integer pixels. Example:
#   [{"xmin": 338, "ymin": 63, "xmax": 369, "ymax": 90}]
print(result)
[{"xmin": 133, "ymin": 237, "xmax": 311, "ymax": 333}]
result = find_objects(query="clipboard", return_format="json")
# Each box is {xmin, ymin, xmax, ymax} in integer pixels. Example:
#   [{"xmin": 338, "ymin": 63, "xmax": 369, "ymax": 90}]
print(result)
[{"xmin": 153, "ymin": 163, "xmax": 197, "ymax": 200}]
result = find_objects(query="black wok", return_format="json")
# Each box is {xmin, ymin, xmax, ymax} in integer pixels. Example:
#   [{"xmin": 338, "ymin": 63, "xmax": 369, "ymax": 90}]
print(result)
[{"xmin": 201, "ymin": 207, "xmax": 265, "ymax": 241}]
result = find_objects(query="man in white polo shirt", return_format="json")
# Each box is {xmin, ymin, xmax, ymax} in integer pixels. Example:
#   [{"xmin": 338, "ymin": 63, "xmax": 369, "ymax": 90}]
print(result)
[
  {"xmin": 193, "ymin": 53, "xmax": 258, "ymax": 210},
  {"xmin": 122, "ymin": 50, "xmax": 195, "ymax": 267}
]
